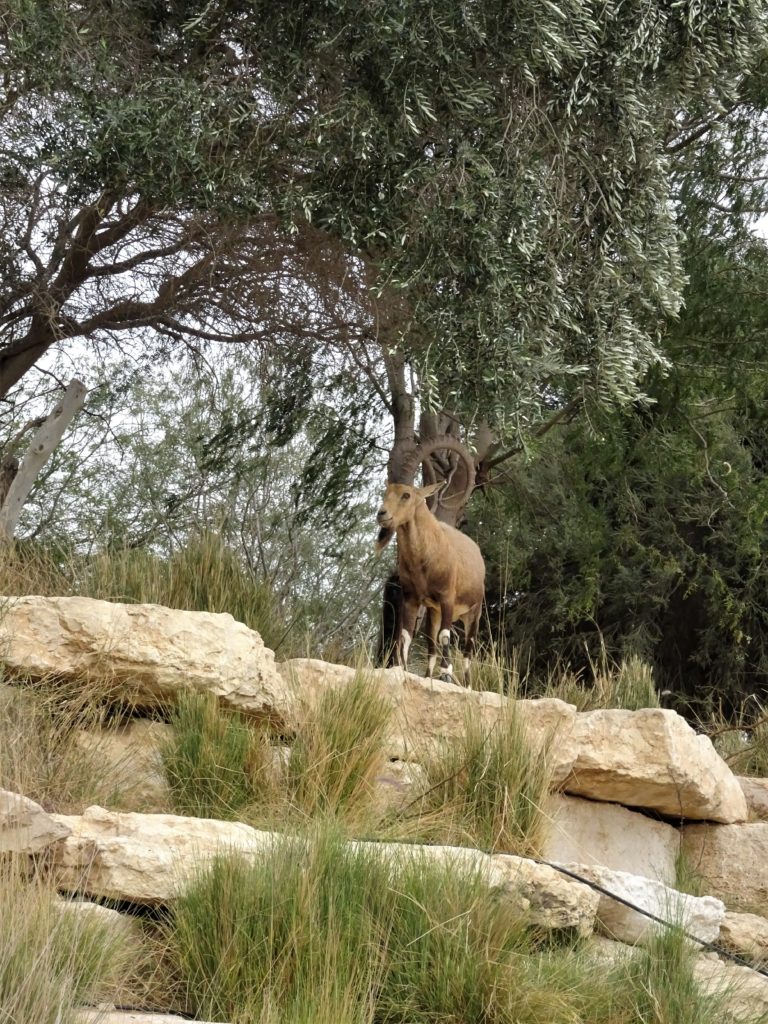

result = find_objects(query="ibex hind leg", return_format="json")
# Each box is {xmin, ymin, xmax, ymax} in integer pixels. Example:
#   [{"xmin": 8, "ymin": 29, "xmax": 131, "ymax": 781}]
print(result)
[{"xmin": 460, "ymin": 608, "xmax": 481, "ymax": 686}]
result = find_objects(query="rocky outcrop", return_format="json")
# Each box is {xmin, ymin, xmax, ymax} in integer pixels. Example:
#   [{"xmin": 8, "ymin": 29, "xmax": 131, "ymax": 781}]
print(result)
[
  {"xmin": 3, "ymin": 598, "xmax": 749, "ymax": 825},
  {"xmin": 50, "ymin": 806, "xmax": 598, "ymax": 934},
  {"xmin": 280, "ymin": 657, "xmax": 579, "ymax": 782},
  {"xmin": 0, "ymin": 596, "xmax": 288, "ymax": 722},
  {"xmin": 73, "ymin": 720, "xmax": 172, "ymax": 812},
  {"xmin": 541, "ymin": 794, "xmax": 680, "ymax": 885},
  {"xmin": 557, "ymin": 862, "xmax": 725, "ymax": 945},
  {"xmin": 563, "ymin": 708, "xmax": 747, "ymax": 823},
  {"xmin": 0, "ymin": 787, "xmax": 70, "ymax": 853},
  {"xmin": 682, "ymin": 822, "xmax": 768, "ymax": 911}
]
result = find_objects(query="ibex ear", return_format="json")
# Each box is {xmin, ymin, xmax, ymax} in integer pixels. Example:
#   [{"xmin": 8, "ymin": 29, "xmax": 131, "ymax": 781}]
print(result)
[
  {"xmin": 418, "ymin": 481, "xmax": 445, "ymax": 499},
  {"xmin": 374, "ymin": 525, "xmax": 395, "ymax": 555}
]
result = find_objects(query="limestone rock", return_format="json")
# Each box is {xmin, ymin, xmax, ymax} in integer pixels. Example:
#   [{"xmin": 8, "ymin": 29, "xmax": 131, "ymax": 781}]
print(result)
[
  {"xmin": 557, "ymin": 862, "xmax": 725, "ymax": 945},
  {"xmin": 73, "ymin": 720, "xmax": 172, "ymax": 812},
  {"xmin": 682, "ymin": 822, "xmax": 768, "ymax": 912},
  {"xmin": 50, "ymin": 806, "xmax": 597, "ymax": 934},
  {"xmin": 373, "ymin": 759, "xmax": 428, "ymax": 814},
  {"xmin": 694, "ymin": 955, "xmax": 768, "ymax": 1021},
  {"xmin": 489, "ymin": 853, "xmax": 600, "ymax": 935},
  {"xmin": 542, "ymin": 794, "xmax": 680, "ymax": 885},
  {"xmin": 51, "ymin": 805, "xmax": 274, "ymax": 903},
  {"xmin": 737, "ymin": 776, "xmax": 768, "ymax": 820},
  {"xmin": 279, "ymin": 658, "xmax": 579, "ymax": 782},
  {"xmin": 0, "ymin": 595, "xmax": 288, "ymax": 723},
  {"xmin": 564, "ymin": 708, "xmax": 747, "ymax": 823},
  {"xmin": 57, "ymin": 897, "xmax": 144, "ymax": 946},
  {"xmin": 719, "ymin": 910, "xmax": 768, "ymax": 962},
  {"xmin": 0, "ymin": 787, "xmax": 70, "ymax": 853}
]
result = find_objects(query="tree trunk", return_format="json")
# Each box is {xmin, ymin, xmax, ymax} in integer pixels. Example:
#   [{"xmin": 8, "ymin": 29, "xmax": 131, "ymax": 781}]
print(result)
[{"xmin": 0, "ymin": 379, "xmax": 87, "ymax": 538}]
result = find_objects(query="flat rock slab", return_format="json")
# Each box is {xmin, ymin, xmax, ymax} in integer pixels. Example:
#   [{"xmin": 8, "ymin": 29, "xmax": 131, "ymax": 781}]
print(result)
[
  {"xmin": 542, "ymin": 794, "xmax": 680, "ymax": 885},
  {"xmin": 682, "ymin": 822, "xmax": 768, "ymax": 912},
  {"xmin": 0, "ymin": 787, "xmax": 70, "ymax": 853},
  {"xmin": 557, "ymin": 862, "xmax": 725, "ymax": 945},
  {"xmin": 0, "ymin": 595, "xmax": 288, "ymax": 722},
  {"xmin": 279, "ymin": 658, "xmax": 579, "ymax": 783},
  {"xmin": 564, "ymin": 708, "xmax": 747, "ymax": 823},
  {"xmin": 50, "ymin": 806, "xmax": 598, "ymax": 934}
]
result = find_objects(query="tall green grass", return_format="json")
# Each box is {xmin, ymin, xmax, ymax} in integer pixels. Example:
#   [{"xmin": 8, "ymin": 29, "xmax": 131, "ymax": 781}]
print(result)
[
  {"xmin": 411, "ymin": 702, "xmax": 553, "ymax": 856},
  {"xmin": 160, "ymin": 691, "xmax": 275, "ymax": 820},
  {"xmin": 160, "ymin": 673, "xmax": 392, "ymax": 829},
  {"xmin": 0, "ymin": 862, "xmax": 133, "ymax": 1023},
  {"xmin": 287, "ymin": 671, "xmax": 392, "ymax": 824},
  {"xmin": 540, "ymin": 653, "xmax": 660, "ymax": 712},
  {"xmin": 163, "ymin": 831, "xmax": 747, "ymax": 1024}
]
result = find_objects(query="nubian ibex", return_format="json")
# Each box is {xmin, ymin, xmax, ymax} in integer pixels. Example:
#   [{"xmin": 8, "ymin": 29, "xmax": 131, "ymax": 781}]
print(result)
[{"xmin": 375, "ymin": 465, "xmax": 485, "ymax": 682}]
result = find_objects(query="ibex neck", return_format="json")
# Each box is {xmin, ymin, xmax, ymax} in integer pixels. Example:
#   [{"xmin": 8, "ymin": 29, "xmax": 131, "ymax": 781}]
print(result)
[{"xmin": 396, "ymin": 501, "xmax": 442, "ymax": 561}]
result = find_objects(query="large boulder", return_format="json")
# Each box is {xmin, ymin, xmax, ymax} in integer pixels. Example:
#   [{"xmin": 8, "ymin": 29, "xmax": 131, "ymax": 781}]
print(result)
[
  {"xmin": 279, "ymin": 658, "xmax": 579, "ymax": 782},
  {"xmin": 563, "ymin": 708, "xmax": 747, "ymax": 823},
  {"xmin": 49, "ymin": 806, "xmax": 598, "ymax": 934},
  {"xmin": 682, "ymin": 822, "xmax": 768, "ymax": 912},
  {"xmin": 0, "ymin": 596, "xmax": 289, "ymax": 723},
  {"xmin": 0, "ymin": 787, "xmax": 70, "ymax": 853},
  {"xmin": 557, "ymin": 862, "xmax": 725, "ymax": 945},
  {"xmin": 541, "ymin": 794, "xmax": 680, "ymax": 885}
]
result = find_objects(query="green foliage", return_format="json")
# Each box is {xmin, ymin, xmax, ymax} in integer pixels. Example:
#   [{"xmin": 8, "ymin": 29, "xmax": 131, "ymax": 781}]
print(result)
[
  {"xmin": 4, "ymin": 0, "xmax": 766, "ymax": 429},
  {"xmin": 287, "ymin": 671, "xmax": 392, "ymax": 824},
  {"xmin": 160, "ymin": 692, "xmax": 274, "ymax": 821},
  {"xmin": 414, "ymin": 702, "xmax": 553, "ymax": 856}
]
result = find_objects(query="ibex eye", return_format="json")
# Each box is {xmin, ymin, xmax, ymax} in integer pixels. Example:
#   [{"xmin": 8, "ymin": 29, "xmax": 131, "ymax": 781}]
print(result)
[{"xmin": 402, "ymin": 492, "xmax": 410, "ymax": 500}]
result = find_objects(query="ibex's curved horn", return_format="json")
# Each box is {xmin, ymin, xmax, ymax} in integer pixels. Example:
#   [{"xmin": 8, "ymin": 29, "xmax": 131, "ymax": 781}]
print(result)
[{"xmin": 399, "ymin": 434, "xmax": 476, "ymax": 510}]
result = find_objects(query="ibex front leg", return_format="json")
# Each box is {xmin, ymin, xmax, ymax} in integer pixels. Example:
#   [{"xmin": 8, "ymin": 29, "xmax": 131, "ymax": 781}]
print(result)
[
  {"xmin": 399, "ymin": 596, "xmax": 419, "ymax": 673},
  {"xmin": 439, "ymin": 602, "xmax": 454, "ymax": 683}
]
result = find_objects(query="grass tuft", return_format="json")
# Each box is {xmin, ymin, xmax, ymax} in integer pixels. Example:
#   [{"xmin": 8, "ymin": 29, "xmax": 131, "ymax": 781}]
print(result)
[
  {"xmin": 0, "ymin": 675, "xmax": 129, "ymax": 813},
  {"xmin": 0, "ymin": 861, "xmax": 133, "ymax": 1023},
  {"xmin": 287, "ymin": 671, "xmax": 392, "ymax": 825},
  {"xmin": 160, "ymin": 691, "xmax": 275, "ymax": 820},
  {"xmin": 540, "ymin": 653, "xmax": 660, "ymax": 712},
  {"xmin": 410, "ymin": 701, "xmax": 553, "ymax": 857}
]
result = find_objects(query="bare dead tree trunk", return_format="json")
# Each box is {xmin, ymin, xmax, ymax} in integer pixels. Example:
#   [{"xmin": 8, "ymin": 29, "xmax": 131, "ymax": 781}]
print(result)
[{"xmin": 0, "ymin": 379, "xmax": 87, "ymax": 539}]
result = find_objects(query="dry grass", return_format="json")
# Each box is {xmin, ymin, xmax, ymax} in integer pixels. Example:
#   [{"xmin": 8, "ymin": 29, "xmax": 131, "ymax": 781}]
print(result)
[
  {"xmin": 539, "ymin": 653, "xmax": 660, "ymax": 712},
  {"xmin": 0, "ymin": 860, "xmax": 136, "ymax": 1023},
  {"xmin": 0, "ymin": 674, "xmax": 132, "ymax": 813}
]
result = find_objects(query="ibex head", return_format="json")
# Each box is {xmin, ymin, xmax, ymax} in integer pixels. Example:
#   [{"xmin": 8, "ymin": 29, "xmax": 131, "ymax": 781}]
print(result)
[{"xmin": 374, "ymin": 482, "xmax": 443, "ymax": 554}]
